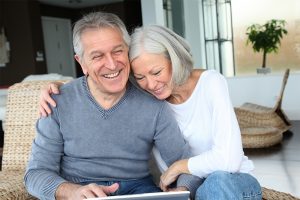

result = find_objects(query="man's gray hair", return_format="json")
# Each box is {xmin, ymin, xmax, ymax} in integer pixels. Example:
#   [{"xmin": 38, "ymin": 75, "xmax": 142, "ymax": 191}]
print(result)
[
  {"xmin": 129, "ymin": 25, "xmax": 193, "ymax": 86},
  {"xmin": 73, "ymin": 12, "xmax": 131, "ymax": 58}
]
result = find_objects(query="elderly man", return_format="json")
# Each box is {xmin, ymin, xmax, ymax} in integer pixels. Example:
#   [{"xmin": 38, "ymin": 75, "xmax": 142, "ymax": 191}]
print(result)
[{"xmin": 24, "ymin": 12, "xmax": 200, "ymax": 200}]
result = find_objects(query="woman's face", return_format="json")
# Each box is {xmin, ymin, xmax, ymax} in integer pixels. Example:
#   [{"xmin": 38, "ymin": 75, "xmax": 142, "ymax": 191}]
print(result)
[{"xmin": 131, "ymin": 52, "xmax": 173, "ymax": 100}]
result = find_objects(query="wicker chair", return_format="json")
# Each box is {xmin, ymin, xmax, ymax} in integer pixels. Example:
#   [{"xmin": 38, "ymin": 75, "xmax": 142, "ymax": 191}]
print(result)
[
  {"xmin": 0, "ymin": 80, "xmax": 68, "ymax": 200},
  {"xmin": 235, "ymin": 69, "xmax": 292, "ymax": 148},
  {"xmin": 0, "ymin": 80, "xmax": 298, "ymax": 200}
]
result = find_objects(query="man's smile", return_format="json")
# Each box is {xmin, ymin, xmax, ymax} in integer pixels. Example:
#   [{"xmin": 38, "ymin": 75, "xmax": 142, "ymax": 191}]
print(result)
[{"xmin": 103, "ymin": 70, "xmax": 121, "ymax": 79}]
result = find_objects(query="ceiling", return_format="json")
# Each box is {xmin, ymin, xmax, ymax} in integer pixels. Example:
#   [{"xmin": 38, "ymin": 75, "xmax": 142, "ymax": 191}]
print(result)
[{"xmin": 38, "ymin": 0, "xmax": 124, "ymax": 9}]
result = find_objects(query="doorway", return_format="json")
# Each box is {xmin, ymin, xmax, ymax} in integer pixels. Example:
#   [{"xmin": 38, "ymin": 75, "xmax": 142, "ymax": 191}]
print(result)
[{"xmin": 42, "ymin": 16, "xmax": 76, "ymax": 77}]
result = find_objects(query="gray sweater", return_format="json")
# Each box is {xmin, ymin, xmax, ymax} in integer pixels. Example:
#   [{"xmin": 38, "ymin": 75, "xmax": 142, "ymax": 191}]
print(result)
[{"xmin": 24, "ymin": 76, "xmax": 201, "ymax": 199}]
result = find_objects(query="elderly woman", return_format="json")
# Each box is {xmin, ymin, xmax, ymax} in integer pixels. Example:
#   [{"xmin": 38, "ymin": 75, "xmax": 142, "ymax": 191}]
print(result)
[{"xmin": 39, "ymin": 25, "xmax": 262, "ymax": 200}]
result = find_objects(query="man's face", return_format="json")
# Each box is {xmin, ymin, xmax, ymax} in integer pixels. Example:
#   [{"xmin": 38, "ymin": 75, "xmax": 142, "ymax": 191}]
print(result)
[{"xmin": 75, "ymin": 27, "xmax": 130, "ymax": 96}]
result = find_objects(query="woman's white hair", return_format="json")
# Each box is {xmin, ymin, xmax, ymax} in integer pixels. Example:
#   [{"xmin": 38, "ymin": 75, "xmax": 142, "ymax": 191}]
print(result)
[
  {"xmin": 129, "ymin": 25, "xmax": 193, "ymax": 86},
  {"xmin": 73, "ymin": 12, "xmax": 131, "ymax": 58}
]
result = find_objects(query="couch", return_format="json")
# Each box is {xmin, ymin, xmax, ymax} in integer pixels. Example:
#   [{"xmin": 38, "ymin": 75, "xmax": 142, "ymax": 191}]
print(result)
[{"xmin": 0, "ymin": 80, "xmax": 298, "ymax": 200}]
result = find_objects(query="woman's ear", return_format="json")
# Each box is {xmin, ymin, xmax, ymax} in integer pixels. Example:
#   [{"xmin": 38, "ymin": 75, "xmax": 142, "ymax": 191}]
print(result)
[{"xmin": 75, "ymin": 54, "xmax": 88, "ymax": 75}]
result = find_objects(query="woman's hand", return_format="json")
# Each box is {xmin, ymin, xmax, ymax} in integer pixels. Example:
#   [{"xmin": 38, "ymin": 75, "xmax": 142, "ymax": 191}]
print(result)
[
  {"xmin": 167, "ymin": 186, "xmax": 188, "ymax": 192},
  {"xmin": 39, "ymin": 81, "xmax": 63, "ymax": 117},
  {"xmin": 159, "ymin": 159, "xmax": 190, "ymax": 191}
]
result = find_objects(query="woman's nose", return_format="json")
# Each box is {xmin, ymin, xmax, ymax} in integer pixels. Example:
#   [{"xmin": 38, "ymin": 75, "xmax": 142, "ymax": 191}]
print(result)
[{"xmin": 146, "ymin": 78, "xmax": 157, "ymax": 90}]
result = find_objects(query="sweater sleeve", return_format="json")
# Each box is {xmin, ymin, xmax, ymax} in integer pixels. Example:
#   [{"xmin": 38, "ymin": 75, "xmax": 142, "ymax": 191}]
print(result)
[
  {"xmin": 188, "ymin": 72, "xmax": 244, "ymax": 178},
  {"xmin": 24, "ymin": 107, "xmax": 67, "ymax": 200},
  {"xmin": 153, "ymin": 103, "xmax": 202, "ymax": 197}
]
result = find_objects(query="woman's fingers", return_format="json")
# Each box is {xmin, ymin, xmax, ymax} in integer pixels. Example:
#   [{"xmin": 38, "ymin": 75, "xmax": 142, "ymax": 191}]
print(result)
[
  {"xmin": 39, "ymin": 82, "xmax": 63, "ymax": 116},
  {"xmin": 50, "ymin": 82, "xmax": 61, "ymax": 95},
  {"xmin": 159, "ymin": 178, "xmax": 168, "ymax": 192}
]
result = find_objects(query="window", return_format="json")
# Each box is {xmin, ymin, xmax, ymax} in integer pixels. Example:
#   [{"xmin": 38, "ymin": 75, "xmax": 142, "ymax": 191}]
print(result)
[
  {"xmin": 162, "ymin": 0, "xmax": 234, "ymax": 75},
  {"xmin": 202, "ymin": 0, "xmax": 235, "ymax": 76},
  {"xmin": 232, "ymin": 0, "xmax": 300, "ymax": 75}
]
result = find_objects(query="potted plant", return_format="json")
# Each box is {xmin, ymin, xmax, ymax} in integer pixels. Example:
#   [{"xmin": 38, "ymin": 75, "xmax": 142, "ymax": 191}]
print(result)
[{"xmin": 246, "ymin": 19, "xmax": 288, "ymax": 74}]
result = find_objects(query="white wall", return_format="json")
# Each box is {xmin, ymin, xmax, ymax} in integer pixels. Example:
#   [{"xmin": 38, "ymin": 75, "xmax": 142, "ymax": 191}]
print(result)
[
  {"xmin": 227, "ymin": 72, "xmax": 300, "ymax": 120},
  {"xmin": 141, "ymin": 0, "xmax": 164, "ymax": 26},
  {"xmin": 182, "ymin": 0, "xmax": 206, "ymax": 69}
]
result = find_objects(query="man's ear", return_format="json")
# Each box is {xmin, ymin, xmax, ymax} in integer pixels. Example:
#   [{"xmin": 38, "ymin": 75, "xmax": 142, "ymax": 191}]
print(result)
[{"xmin": 75, "ymin": 54, "xmax": 88, "ymax": 75}]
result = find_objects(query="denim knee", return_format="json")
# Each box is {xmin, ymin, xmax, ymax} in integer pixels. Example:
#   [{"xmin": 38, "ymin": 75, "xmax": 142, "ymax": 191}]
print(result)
[
  {"xmin": 195, "ymin": 171, "xmax": 262, "ymax": 200},
  {"xmin": 195, "ymin": 171, "xmax": 231, "ymax": 200},
  {"xmin": 240, "ymin": 174, "xmax": 262, "ymax": 200},
  {"xmin": 207, "ymin": 170, "xmax": 230, "ymax": 181}
]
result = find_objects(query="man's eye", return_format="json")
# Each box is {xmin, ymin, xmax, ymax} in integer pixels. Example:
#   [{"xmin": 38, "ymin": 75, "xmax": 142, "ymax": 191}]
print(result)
[
  {"xmin": 92, "ymin": 55, "xmax": 102, "ymax": 60},
  {"xmin": 153, "ymin": 70, "xmax": 161, "ymax": 76}
]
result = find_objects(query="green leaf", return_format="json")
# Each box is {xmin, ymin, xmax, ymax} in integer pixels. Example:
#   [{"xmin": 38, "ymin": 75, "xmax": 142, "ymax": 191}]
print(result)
[{"xmin": 245, "ymin": 19, "xmax": 288, "ymax": 67}]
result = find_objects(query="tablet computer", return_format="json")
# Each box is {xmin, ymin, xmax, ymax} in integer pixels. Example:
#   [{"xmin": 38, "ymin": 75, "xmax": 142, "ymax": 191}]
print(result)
[{"xmin": 86, "ymin": 191, "xmax": 190, "ymax": 200}]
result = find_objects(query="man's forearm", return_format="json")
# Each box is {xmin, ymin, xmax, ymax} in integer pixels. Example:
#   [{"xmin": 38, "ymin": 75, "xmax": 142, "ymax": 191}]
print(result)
[
  {"xmin": 55, "ymin": 182, "xmax": 81, "ymax": 200},
  {"xmin": 24, "ymin": 169, "xmax": 67, "ymax": 199}
]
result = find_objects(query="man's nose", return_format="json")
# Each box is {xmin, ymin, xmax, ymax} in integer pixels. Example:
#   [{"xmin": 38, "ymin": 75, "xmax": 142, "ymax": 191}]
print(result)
[{"xmin": 104, "ymin": 54, "xmax": 117, "ymax": 70}]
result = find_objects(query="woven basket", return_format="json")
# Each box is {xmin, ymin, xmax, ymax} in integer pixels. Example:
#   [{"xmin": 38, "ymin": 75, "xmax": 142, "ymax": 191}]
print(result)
[
  {"xmin": 262, "ymin": 187, "xmax": 299, "ymax": 200},
  {"xmin": 241, "ymin": 127, "xmax": 283, "ymax": 148},
  {"xmin": 235, "ymin": 69, "xmax": 291, "ymax": 132}
]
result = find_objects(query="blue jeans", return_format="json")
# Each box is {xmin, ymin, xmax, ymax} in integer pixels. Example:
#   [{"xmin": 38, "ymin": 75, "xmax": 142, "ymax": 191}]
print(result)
[
  {"xmin": 81, "ymin": 175, "xmax": 161, "ymax": 196},
  {"xmin": 195, "ymin": 171, "xmax": 262, "ymax": 200}
]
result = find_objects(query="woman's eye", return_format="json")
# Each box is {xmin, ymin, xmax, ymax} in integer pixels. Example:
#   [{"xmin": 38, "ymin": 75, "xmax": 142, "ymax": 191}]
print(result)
[
  {"xmin": 134, "ymin": 76, "xmax": 144, "ymax": 81},
  {"xmin": 113, "ymin": 50, "xmax": 123, "ymax": 55}
]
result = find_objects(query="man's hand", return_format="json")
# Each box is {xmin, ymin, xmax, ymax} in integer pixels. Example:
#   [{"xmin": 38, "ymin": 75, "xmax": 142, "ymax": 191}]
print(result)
[
  {"xmin": 56, "ymin": 182, "xmax": 119, "ymax": 200},
  {"xmin": 159, "ymin": 159, "xmax": 189, "ymax": 191}
]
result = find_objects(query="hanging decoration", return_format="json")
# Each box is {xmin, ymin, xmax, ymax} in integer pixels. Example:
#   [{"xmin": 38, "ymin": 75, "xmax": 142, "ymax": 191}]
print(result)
[{"xmin": 0, "ymin": 27, "xmax": 10, "ymax": 67}]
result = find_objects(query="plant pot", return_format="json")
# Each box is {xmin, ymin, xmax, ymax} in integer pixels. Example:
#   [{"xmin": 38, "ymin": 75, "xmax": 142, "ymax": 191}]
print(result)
[{"xmin": 257, "ymin": 67, "xmax": 271, "ymax": 74}]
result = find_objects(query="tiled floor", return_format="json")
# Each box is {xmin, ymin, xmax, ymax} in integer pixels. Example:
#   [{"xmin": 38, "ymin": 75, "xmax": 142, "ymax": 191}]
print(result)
[{"xmin": 245, "ymin": 121, "xmax": 300, "ymax": 198}]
